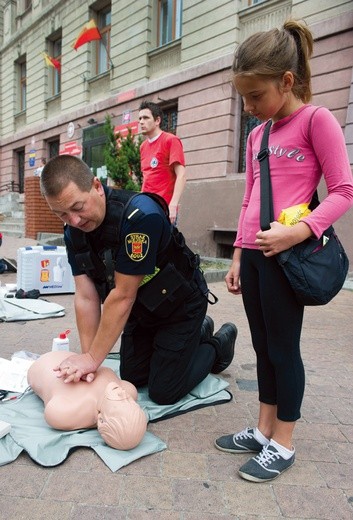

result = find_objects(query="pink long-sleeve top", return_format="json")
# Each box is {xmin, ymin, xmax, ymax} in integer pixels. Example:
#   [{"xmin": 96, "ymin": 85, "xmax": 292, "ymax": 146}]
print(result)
[{"xmin": 234, "ymin": 104, "xmax": 353, "ymax": 249}]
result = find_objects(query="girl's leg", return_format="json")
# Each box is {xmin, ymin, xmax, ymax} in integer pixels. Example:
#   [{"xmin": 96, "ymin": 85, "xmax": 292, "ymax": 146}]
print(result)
[
  {"xmin": 241, "ymin": 250, "xmax": 304, "ymax": 446},
  {"xmin": 257, "ymin": 402, "xmax": 277, "ymax": 439},
  {"xmin": 258, "ymin": 402, "xmax": 295, "ymax": 450}
]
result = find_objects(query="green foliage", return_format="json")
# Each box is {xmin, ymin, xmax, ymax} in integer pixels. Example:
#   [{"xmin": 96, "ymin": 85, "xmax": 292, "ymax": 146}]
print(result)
[{"xmin": 103, "ymin": 114, "xmax": 143, "ymax": 190}]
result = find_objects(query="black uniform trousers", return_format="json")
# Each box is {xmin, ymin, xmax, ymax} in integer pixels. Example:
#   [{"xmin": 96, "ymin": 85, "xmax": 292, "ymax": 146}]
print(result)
[{"xmin": 119, "ymin": 286, "xmax": 217, "ymax": 405}]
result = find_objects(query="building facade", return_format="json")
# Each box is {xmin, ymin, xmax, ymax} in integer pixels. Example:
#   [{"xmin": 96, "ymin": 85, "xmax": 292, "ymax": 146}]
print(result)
[{"xmin": 0, "ymin": 0, "xmax": 353, "ymax": 260}]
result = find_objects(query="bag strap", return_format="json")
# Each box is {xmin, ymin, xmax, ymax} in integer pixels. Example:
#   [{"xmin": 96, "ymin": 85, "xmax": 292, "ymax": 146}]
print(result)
[
  {"xmin": 259, "ymin": 120, "xmax": 273, "ymax": 231},
  {"xmin": 259, "ymin": 117, "xmax": 320, "ymax": 231}
]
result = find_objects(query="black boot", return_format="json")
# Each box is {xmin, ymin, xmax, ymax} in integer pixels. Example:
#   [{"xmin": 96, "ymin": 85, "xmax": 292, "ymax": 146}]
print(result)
[
  {"xmin": 211, "ymin": 323, "xmax": 237, "ymax": 373},
  {"xmin": 200, "ymin": 315, "xmax": 214, "ymax": 343}
]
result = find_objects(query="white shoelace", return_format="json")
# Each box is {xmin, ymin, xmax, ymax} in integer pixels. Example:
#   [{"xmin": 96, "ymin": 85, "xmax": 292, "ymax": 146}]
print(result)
[
  {"xmin": 234, "ymin": 427, "xmax": 254, "ymax": 441},
  {"xmin": 254, "ymin": 445, "xmax": 280, "ymax": 467}
]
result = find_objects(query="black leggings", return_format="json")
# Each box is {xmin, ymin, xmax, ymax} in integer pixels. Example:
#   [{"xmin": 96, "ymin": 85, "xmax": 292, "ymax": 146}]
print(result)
[{"xmin": 240, "ymin": 249, "xmax": 305, "ymax": 421}]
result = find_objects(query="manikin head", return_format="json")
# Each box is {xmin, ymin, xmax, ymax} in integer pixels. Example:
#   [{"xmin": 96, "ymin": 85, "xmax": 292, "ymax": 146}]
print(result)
[{"xmin": 97, "ymin": 382, "xmax": 147, "ymax": 450}]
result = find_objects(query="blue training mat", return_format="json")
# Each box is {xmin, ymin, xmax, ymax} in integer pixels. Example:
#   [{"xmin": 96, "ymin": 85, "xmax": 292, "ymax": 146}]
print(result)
[{"xmin": 0, "ymin": 354, "xmax": 232, "ymax": 472}]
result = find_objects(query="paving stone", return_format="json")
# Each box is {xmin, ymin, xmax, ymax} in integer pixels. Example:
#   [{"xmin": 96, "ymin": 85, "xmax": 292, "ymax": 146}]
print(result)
[
  {"xmin": 274, "ymin": 485, "xmax": 353, "ymax": 520},
  {"xmin": 0, "ymin": 496, "xmax": 73, "ymax": 520},
  {"xmin": 120, "ymin": 475, "xmax": 173, "ymax": 509},
  {"xmin": 1, "ymin": 236, "xmax": 353, "ymax": 519}
]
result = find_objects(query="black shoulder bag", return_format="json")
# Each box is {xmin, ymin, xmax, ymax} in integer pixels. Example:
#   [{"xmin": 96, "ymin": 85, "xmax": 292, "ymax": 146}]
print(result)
[{"xmin": 259, "ymin": 120, "xmax": 349, "ymax": 306}]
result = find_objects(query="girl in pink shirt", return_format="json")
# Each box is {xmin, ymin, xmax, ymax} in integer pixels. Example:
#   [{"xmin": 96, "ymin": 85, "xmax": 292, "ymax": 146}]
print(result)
[{"xmin": 214, "ymin": 19, "xmax": 353, "ymax": 483}]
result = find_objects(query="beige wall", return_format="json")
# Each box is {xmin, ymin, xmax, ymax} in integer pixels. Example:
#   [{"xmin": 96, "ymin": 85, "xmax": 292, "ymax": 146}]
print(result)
[{"xmin": 0, "ymin": 0, "xmax": 352, "ymax": 265}]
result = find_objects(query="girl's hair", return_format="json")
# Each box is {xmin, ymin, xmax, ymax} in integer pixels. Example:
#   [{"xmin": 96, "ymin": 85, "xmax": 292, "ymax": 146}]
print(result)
[
  {"xmin": 232, "ymin": 19, "xmax": 314, "ymax": 103},
  {"xmin": 40, "ymin": 155, "xmax": 94, "ymax": 197}
]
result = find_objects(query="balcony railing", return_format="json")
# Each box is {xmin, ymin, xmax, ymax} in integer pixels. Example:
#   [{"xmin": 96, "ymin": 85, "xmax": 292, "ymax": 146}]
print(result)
[{"xmin": 0, "ymin": 181, "xmax": 20, "ymax": 193}]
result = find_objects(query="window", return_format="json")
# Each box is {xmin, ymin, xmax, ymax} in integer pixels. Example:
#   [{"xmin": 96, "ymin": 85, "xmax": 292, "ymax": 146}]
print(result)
[
  {"xmin": 157, "ymin": 0, "xmax": 182, "ymax": 47},
  {"xmin": 239, "ymin": 109, "xmax": 261, "ymax": 172},
  {"xmin": 16, "ymin": 149, "xmax": 25, "ymax": 194},
  {"xmin": 46, "ymin": 35, "xmax": 62, "ymax": 96},
  {"xmin": 96, "ymin": 7, "xmax": 111, "ymax": 74},
  {"xmin": 52, "ymin": 38, "xmax": 62, "ymax": 95},
  {"xmin": 161, "ymin": 104, "xmax": 178, "ymax": 134},
  {"xmin": 49, "ymin": 139, "xmax": 60, "ymax": 158},
  {"xmin": 82, "ymin": 124, "xmax": 107, "ymax": 177},
  {"xmin": 17, "ymin": 59, "xmax": 26, "ymax": 112}
]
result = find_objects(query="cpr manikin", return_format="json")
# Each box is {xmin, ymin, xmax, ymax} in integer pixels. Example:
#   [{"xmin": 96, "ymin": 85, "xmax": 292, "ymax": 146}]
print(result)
[{"xmin": 27, "ymin": 351, "xmax": 147, "ymax": 450}]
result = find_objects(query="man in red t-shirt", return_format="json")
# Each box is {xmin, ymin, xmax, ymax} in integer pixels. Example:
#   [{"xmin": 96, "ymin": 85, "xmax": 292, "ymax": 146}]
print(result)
[{"xmin": 138, "ymin": 101, "xmax": 186, "ymax": 224}]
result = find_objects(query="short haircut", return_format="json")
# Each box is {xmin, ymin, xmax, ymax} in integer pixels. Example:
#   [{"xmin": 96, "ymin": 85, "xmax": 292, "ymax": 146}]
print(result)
[
  {"xmin": 139, "ymin": 100, "xmax": 164, "ymax": 122},
  {"xmin": 40, "ymin": 155, "xmax": 94, "ymax": 197}
]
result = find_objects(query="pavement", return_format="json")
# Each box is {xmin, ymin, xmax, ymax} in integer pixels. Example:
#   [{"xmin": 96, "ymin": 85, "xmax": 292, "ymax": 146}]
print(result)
[{"xmin": 0, "ymin": 234, "xmax": 353, "ymax": 520}]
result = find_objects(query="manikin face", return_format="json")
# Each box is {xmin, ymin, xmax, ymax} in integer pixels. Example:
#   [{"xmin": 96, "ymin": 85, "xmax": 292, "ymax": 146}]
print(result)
[
  {"xmin": 138, "ymin": 108, "xmax": 161, "ymax": 138},
  {"xmin": 234, "ymin": 73, "xmax": 292, "ymax": 123},
  {"xmin": 97, "ymin": 382, "xmax": 147, "ymax": 450},
  {"xmin": 45, "ymin": 178, "xmax": 106, "ymax": 232},
  {"xmin": 97, "ymin": 382, "xmax": 139, "ymax": 430}
]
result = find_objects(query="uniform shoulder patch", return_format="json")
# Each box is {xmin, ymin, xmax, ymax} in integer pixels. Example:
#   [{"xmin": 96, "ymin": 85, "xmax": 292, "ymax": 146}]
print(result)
[{"xmin": 125, "ymin": 233, "xmax": 150, "ymax": 261}]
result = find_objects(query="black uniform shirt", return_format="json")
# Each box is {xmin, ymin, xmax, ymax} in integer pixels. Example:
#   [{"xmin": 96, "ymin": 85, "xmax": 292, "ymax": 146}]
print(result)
[{"xmin": 65, "ymin": 193, "xmax": 171, "ymax": 278}]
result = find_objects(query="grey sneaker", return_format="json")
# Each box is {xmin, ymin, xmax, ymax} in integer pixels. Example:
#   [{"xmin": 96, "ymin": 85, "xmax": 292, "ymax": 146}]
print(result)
[
  {"xmin": 215, "ymin": 427, "xmax": 264, "ymax": 454},
  {"xmin": 238, "ymin": 442, "xmax": 295, "ymax": 482}
]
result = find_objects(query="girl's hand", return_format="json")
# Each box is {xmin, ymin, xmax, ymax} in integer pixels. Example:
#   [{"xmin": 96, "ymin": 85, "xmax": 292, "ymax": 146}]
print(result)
[
  {"xmin": 225, "ymin": 252, "xmax": 242, "ymax": 295},
  {"xmin": 255, "ymin": 221, "xmax": 312, "ymax": 256}
]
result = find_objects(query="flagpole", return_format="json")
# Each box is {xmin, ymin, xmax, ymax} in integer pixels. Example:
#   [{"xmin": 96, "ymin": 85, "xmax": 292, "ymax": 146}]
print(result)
[
  {"xmin": 96, "ymin": 29, "xmax": 114, "ymax": 70},
  {"xmin": 41, "ymin": 53, "xmax": 87, "ymax": 81},
  {"xmin": 61, "ymin": 63, "xmax": 87, "ymax": 81},
  {"xmin": 101, "ymin": 37, "xmax": 114, "ymax": 70}
]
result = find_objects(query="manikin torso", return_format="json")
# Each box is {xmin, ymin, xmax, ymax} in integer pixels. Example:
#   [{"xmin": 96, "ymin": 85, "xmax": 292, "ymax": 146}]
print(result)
[{"xmin": 27, "ymin": 351, "xmax": 138, "ymax": 431}]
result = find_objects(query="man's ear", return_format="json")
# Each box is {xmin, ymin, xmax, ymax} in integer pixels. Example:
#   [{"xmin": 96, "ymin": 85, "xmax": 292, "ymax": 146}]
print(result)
[
  {"xmin": 93, "ymin": 177, "xmax": 104, "ymax": 195},
  {"xmin": 156, "ymin": 116, "xmax": 162, "ymax": 127}
]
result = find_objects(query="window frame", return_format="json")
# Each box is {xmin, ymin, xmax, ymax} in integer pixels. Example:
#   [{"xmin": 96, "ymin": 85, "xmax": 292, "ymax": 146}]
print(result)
[
  {"xmin": 239, "ymin": 108, "xmax": 261, "ymax": 173},
  {"xmin": 45, "ymin": 35, "xmax": 62, "ymax": 97},
  {"xmin": 247, "ymin": 0, "xmax": 267, "ymax": 5},
  {"xmin": 160, "ymin": 103, "xmax": 178, "ymax": 134},
  {"xmin": 95, "ymin": 6, "xmax": 111, "ymax": 75},
  {"xmin": 18, "ymin": 59, "xmax": 27, "ymax": 112},
  {"xmin": 157, "ymin": 0, "xmax": 182, "ymax": 47},
  {"xmin": 51, "ymin": 37, "xmax": 62, "ymax": 96},
  {"xmin": 48, "ymin": 139, "xmax": 60, "ymax": 159}
]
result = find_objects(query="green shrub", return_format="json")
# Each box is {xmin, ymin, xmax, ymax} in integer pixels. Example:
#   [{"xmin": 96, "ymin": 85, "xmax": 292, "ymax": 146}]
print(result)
[{"xmin": 103, "ymin": 114, "xmax": 143, "ymax": 190}]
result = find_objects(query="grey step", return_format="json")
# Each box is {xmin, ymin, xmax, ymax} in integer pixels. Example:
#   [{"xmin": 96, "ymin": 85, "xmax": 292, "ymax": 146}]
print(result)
[
  {"xmin": 1, "ymin": 218, "xmax": 25, "ymax": 237},
  {"xmin": 1, "ymin": 216, "xmax": 25, "ymax": 225},
  {"xmin": 0, "ymin": 228, "xmax": 24, "ymax": 238},
  {"xmin": 36, "ymin": 233, "xmax": 65, "ymax": 246},
  {"xmin": 11, "ymin": 211, "xmax": 25, "ymax": 219}
]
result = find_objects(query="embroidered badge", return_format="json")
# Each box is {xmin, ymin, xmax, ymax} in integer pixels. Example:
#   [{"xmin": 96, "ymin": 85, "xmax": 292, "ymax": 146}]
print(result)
[
  {"xmin": 150, "ymin": 157, "xmax": 158, "ymax": 168},
  {"xmin": 125, "ymin": 233, "xmax": 150, "ymax": 261}
]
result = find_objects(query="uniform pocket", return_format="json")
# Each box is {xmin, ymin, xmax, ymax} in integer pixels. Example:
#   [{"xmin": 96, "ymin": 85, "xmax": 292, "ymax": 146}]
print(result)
[{"xmin": 137, "ymin": 263, "xmax": 194, "ymax": 318}]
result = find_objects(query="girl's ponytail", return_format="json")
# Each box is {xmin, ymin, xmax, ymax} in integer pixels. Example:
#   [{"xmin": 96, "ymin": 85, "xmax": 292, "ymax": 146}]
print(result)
[
  {"xmin": 232, "ymin": 19, "xmax": 314, "ymax": 103},
  {"xmin": 284, "ymin": 19, "xmax": 314, "ymax": 103}
]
